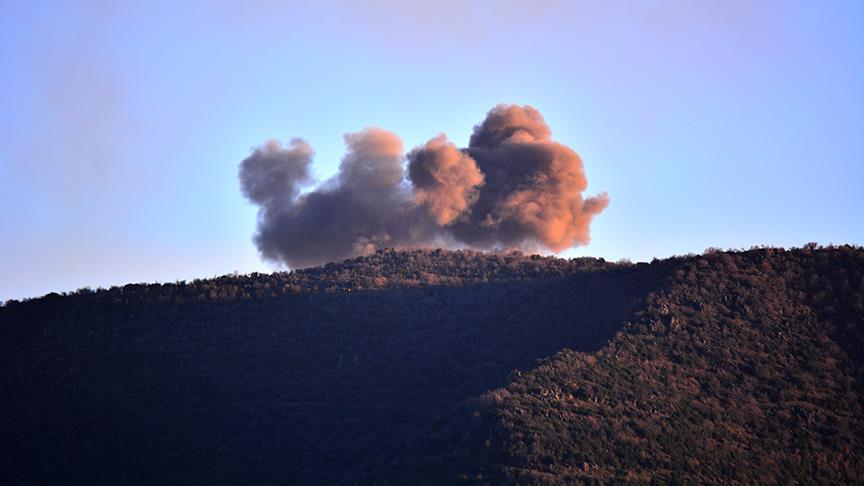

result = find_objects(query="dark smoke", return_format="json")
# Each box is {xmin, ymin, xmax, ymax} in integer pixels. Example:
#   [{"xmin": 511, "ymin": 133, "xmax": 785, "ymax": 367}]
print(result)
[
  {"xmin": 239, "ymin": 138, "xmax": 313, "ymax": 209},
  {"xmin": 240, "ymin": 104, "xmax": 608, "ymax": 268},
  {"xmin": 240, "ymin": 128, "xmax": 432, "ymax": 268}
]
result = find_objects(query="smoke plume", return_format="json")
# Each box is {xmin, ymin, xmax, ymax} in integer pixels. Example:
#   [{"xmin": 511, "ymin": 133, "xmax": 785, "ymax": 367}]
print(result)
[
  {"xmin": 407, "ymin": 134, "xmax": 485, "ymax": 226},
  {"xmin": 239, "ymin": 138, "xmax": 313, "ymax": 208},
  {"xmin": 240, "ymin": 104, "xmax": 609, "ymax": 268}
]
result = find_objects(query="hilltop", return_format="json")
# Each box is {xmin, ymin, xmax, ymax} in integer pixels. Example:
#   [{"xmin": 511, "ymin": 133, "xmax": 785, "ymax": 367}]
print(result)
[{"xmin": 2, "ymin": 245, "xmax": 863, "ymax": 484}]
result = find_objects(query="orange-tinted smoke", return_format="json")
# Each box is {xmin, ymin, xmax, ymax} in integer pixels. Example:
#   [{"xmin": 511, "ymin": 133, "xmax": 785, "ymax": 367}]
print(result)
[
  {"xmin": 468, "ymin": 104, "xmax": 551, "ymax": 148},
  {"xmin": 407, "ymin": 134, "xmax": 485, "ymax": 226},
  {"xmin": 240, "ymin": 104, "xmax": 608, "ymax": 268},
  {"xmin": 450, "ymin": 104, "xmax": 610, "ymax": 251}
]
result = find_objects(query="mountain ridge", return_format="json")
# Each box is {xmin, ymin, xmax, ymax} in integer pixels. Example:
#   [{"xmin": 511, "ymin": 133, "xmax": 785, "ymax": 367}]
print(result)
[{"xmin": 2, "ymin": 245, "xmax": 862, "ymax": 484}]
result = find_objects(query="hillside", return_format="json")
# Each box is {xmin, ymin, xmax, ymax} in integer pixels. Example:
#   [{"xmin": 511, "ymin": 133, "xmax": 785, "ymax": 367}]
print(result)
[{"xmin": 1, "ymin": 246, "xmax": 863, "ymax": 484}]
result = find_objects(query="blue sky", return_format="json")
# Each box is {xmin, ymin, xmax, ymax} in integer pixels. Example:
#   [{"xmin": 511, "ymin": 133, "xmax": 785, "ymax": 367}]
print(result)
[{"xmin": 1, "ymin": 0, "xmax": 862, "ymax": 300}]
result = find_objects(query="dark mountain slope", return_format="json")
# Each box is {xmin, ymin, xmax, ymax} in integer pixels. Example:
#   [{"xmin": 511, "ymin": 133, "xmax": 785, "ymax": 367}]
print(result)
[
  {"xmin": 1, "ymin": 246, "xmax": 863, "ymax": 484},
  {"xmin": 0, "ymin": 250, "xmax": 666, "ymax": 484},
  {"xmin": 418, "ymin": 245, "xmax": 864, "ymax": 484}
]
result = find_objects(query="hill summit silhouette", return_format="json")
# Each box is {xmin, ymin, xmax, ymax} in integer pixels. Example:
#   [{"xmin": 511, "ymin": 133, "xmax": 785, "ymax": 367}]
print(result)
[{"xmin": 2, "ymin": 245, "xmax": 863, "ymax": 484}]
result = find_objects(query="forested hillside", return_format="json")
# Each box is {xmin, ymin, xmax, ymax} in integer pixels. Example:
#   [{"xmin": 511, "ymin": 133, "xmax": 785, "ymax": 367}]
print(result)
[{"xmin": 2, "ymin": 246, "xmax": 862, "ymax": 484}]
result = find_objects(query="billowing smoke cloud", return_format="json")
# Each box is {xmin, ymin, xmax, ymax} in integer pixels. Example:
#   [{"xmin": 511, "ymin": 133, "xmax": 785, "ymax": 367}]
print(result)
[
  {"xmin": 407, "ymin": 134, "xmax": 485, "ymax": 226},
  {"xmin": 240, "ymin": 104, "xmax": 608, "ymax": 268},
  {"xmin": 239, "ymin": 138, "xmax": 313, "ymax": 208},
  {"xmin": 454, "ymin": 104, "xmax": 610, "ymax": 251},
  {"xmin": 240, "ymin": 128, "xmax": 432, "ymax": 268}
]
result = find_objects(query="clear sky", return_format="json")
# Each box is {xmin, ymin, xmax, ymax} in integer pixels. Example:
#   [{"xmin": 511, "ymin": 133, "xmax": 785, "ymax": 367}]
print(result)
[{"xmin": 1, "ymin": 0, "xmax": 862, "ymax": 301}]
